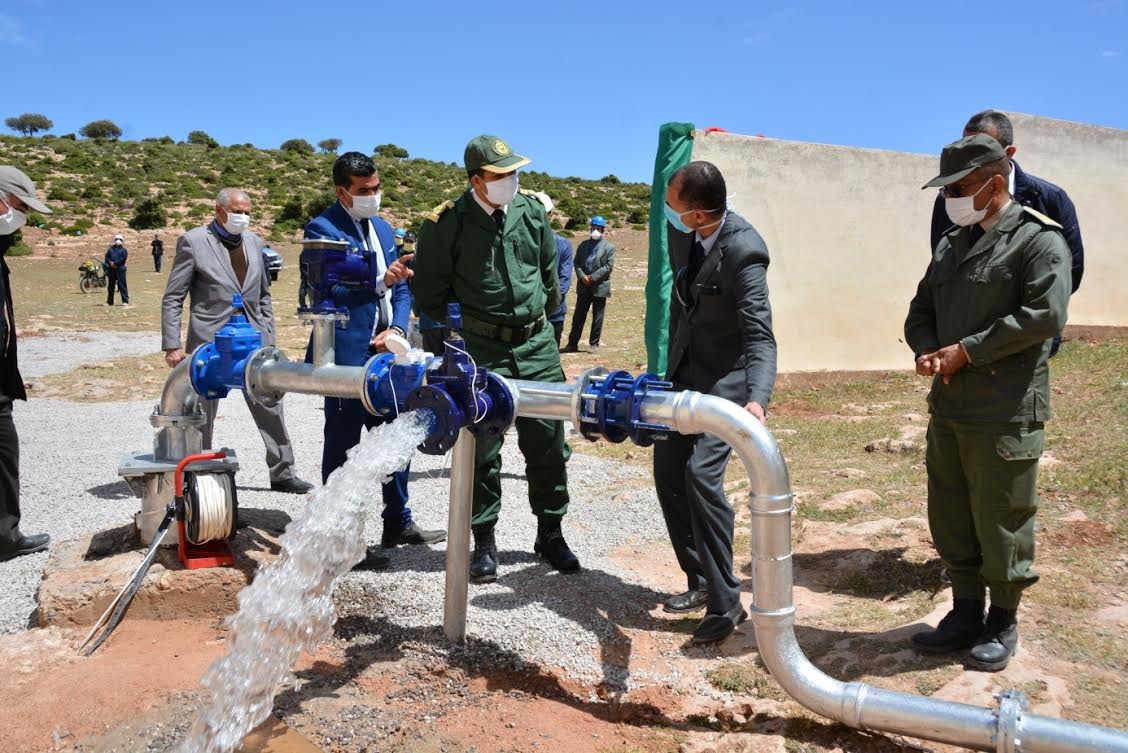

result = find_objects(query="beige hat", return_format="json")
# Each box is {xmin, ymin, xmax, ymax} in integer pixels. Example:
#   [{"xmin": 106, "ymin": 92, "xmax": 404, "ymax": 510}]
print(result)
[{"xmin": 0, "ymin": 166, "xmax": 51, "ymax": 214}]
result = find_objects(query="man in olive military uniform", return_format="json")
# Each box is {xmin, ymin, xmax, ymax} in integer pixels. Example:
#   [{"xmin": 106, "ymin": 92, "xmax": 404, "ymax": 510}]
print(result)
[
  {"xmin": 414, "ymin": 134, "xmax": 578, "ymax": 583},
  {"xmin": 905, "ymin": 134, "xmax": 1071, "ymax": 672}
]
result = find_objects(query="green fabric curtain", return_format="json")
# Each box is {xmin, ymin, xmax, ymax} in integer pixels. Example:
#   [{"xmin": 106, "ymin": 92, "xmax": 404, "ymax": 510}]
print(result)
[{"xmin": 644, "ymin": 122, "xmax": 695, "ymax": 376}]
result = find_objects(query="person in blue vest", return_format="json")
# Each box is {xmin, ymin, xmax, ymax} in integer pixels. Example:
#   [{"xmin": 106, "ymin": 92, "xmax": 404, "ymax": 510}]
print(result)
[
  {"xmin": 104, "ymin": 234, "xmax": 130, "ymax": 305},
  {"xmin": 304, "ymin": 152, "xmax": 445, "ymax": 570},
  {"xmin": 532, "ymin": 192, "xmax": 574, "ymax": 346}
]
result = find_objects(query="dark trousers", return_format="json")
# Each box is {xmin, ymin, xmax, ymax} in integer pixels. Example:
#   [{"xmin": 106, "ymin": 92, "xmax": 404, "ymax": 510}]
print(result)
[
  {"xmin": 0, "ymin": 394, "xmax": 20, "ymax": 545},
  {"xmin": 566, "ymin": 291, "xmax": 606, "ymax": 348},
  {"xmin": 421, "ymin": 327, "xmax": 446, "ymax": 358},
  {"xmin": 106, "ymin": 268, "xmax": 129, "ymax": 304},
  {"xmin": 551, "ymin": 320, "xmax": 564, "ymax": 346},
  {"xmin": 154, "ymin": 254, "xmax": 162, "ymax": 272},
  {"xmin": 925, "ymin": 416, "xmax": 1042, "ymax": 609},
  {"xmin": 322, "ymin": 396, "xmax": 412, "ymax": 532},
  {"xmin": 653, "ymin": 429, "xmax": 741, "ymax": 614}
]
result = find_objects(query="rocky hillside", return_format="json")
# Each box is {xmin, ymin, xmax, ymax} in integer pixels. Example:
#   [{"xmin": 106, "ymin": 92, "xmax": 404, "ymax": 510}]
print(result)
[{"xmin": 0, "ymin": 134, "xmax": 651, "ymax": 258}]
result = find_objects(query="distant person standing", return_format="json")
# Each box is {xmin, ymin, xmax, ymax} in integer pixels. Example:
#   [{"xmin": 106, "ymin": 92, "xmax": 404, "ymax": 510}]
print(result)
[
  {"xmin": 531, "ymin": 192, "xmax": 573, "ymax": 346},
  {"xmin": 0, "ymin": 166, "xmax": 52, "ymax": 561},
  {"xmin": 104, "ymin": 234, "xmax": 130, "ymax": 305},
  {"xmin": 162, "ymin": 188, "xmax": 314, "ymax": 496},
  {"xmin": 151, "ymin": 235, "xmax": 164, "ymax": 272},
  {"xmin": 562, "ymin": 216, "xmax": 614, "ymax": 352}
]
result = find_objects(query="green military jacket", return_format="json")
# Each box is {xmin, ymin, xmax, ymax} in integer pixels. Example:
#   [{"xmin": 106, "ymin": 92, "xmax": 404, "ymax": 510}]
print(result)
[
  {"xmin": 905, "ymin": 202, "xmax": 1071, "ymax": 423},
  {"xmin": 414, "ymin": 188, "xmax": 562, "ymax": 374}
]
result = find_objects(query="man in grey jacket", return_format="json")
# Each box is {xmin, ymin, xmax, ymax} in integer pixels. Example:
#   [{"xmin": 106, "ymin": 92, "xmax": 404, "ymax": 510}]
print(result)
[
  {"xmin": 654, "ymin": 161, "xmax": 777, "ymax": 645},
  {"xmin": 562, "ymin": 215, "xmax": 615, "ymax": 352},
  {"xmin": 162, "ymin": 188, "xmax": 313, "ymax": 494}
]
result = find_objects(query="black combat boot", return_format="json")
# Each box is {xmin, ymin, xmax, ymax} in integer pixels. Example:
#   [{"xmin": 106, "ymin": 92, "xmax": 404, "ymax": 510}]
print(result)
[
  {"xmin": 469, "ymin": 529, "xmax": 498, "ymax": 584},
  {"xmin": 968, "ymin": 605, "xmax": 1018, "ymax": 671},
  {"xmin": 911, "ymin": 598, "xmax": 985, "ymax": 653},
  {"xmin": 534, "ymin": 518, "xmax": 580, "ymax": 573}
]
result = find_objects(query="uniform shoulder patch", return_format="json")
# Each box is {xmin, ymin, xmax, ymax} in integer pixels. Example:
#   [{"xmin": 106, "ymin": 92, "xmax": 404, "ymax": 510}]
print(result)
[
  {"xmin": 1021, "ymin": 206, "xmax": 1063, "ymax": 230},
  {"xmin": 422, "ymin": 199, "xmax": 455, "ymax": 223}
]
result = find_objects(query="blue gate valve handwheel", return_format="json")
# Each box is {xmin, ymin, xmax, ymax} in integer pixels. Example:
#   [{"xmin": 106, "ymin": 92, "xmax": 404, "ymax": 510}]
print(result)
[{"xmin": 189, "ymin": 297, "xmax": 263, "ymax": 399}]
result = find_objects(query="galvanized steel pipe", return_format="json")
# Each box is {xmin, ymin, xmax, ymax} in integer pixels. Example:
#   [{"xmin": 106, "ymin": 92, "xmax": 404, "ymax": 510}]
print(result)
[{"xmin": 443, "ymin": 429, "xmax": 476, "ymax": 642}]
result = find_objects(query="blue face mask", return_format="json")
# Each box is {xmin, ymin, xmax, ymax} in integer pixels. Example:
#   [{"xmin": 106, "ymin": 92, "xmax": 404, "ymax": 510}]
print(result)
[{"xmin": 664, "ymin": 203, "xmax": 692, "ymax": 233}]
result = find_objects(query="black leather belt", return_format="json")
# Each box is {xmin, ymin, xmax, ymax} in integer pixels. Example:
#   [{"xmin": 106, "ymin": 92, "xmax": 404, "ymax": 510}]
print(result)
[{"xmin": 461, "ymin": 312, "xmax": 546, "ymax": 345}]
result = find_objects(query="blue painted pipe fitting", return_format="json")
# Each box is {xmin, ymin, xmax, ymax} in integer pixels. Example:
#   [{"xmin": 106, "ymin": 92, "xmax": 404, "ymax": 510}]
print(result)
[
  {"xmin": 364, "ymin": 354, "xmax": 430, "ymax": 417},
  {"xmin": 190, "ymin": 294, "xmax": 263, "ymax": 399},
  {"xmin": 579, "ymin": 370, "xmax": 672, "ymax": 447}
]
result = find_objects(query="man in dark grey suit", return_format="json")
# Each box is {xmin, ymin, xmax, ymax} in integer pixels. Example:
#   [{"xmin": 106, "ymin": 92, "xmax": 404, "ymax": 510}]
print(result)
[
  {"xmin": 162, "ymin": 188, "xmax": 313, "ymax": 494},
  {"xmin": 654, "ymin": 161, "xmax": 777, "ymax": 645}
]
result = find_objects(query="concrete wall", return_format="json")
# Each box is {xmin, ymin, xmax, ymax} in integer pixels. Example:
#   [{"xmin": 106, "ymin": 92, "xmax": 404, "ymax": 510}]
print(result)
[{"xmin": 690, "ymin": 114, "xmax": 1127, "ymax": 372}]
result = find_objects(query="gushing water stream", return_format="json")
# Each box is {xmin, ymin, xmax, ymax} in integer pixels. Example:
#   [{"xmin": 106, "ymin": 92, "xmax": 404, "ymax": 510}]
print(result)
[{"xmin": 176, "ymin": 412, "xmax": 431, "ymax": 753}]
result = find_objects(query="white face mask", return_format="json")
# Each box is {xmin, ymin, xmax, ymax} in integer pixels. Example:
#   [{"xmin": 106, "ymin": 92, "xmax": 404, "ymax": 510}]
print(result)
[
  {"xmin": 222, "ymin": 212, "xmax": 251, "ymax": 235},
  {"xmin": 349, "ymin": 191, "xmax": 381, "ymax": 219},
  {"xmin": 483, "ymin": 173, "xmax": 519, "ymax": 207},
  {"xmin": 0, "ymin": 205, "xmax": 27, "ymax": 236},
  {"xmin": 590, "ymin": 229, "xmax": 603, "ymax": 240},
  {"xmin": 944, "ymin": 178, "xmax": 993, "ymax": 227}
]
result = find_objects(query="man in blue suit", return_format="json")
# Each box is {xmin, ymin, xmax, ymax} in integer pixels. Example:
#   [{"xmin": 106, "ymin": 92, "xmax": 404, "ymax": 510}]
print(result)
[{"xmin": 305, "ymin": 152, "xmax": 445, "ymax": 570}]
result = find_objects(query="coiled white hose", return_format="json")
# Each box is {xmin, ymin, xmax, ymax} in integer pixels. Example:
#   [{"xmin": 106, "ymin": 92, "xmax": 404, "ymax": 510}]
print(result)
[{"xmin": 186, "ymin": 472, "xmax": 234, "ymax": 544}]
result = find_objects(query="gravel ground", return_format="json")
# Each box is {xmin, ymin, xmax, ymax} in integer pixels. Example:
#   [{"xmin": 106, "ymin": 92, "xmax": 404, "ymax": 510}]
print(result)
[
  {"xmin": 3, "ymin": 332, "xmax": 674, "ymax": 687},
  {"xmin": 18, "ymin": 330, "xmax": 160, "ymax": 377}
]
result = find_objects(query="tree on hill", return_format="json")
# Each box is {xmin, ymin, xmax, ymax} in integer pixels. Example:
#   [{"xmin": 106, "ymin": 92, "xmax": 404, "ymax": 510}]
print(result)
[
  {"xmin": 80, "ymin": 120, "xmax": 123, "ymax": 141},
  {"xmin": 5, "ymin": 113, "xmax": 53, "ymax": 136},
  {"xmin": 187, "ymin": 130, "xmax": 219, "ymax": 148},
  {"xmin": 128, "ymin": 196, "xmax": 167, "ymax": 230},
  {"xmin": 317, "ymin": 138, "xmax": 342, "ymax": 154},
  {"xmin": 374, "ymin": 143, "xmax": 409, "ymax": 160},
  {"xmin": 280, "ymin": 138, "xmax": 315, "ymax": 155}
]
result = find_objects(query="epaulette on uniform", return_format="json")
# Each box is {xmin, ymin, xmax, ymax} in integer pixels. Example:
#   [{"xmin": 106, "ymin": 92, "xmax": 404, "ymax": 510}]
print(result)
[
  {"xmin": 1021, "ymin": 205, "xmax": 1063, "ymax": 230},
  {"xmin": 423, "ymin": 200, "xmax": 455, "ymax": 223}
]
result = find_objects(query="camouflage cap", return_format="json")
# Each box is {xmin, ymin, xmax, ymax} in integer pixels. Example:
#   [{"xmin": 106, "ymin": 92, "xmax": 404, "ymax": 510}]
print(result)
[
  {"xmin": 464, "ymin": 134, "xmax": 530, "ymax": 174},
  {"xmin": 922, "ymin": 134, "xmax": 1008, "ymax": 189}
]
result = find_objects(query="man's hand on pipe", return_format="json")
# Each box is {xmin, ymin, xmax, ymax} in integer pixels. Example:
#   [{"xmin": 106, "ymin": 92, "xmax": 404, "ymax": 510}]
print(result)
[
  {"xmin": 165, "ymin": 348, "xmax": 186, "ymax": 368},
  {"xmin": 370, "ymin": 330, "xmax": 391, "ymax": 353},
  {"xmin": 745, "ymin": 401, "xmax": 767, "ymax": 424}
]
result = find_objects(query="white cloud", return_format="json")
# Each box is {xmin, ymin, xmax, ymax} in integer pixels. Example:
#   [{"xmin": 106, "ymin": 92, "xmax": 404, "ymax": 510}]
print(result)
[{"xmin": 1098, "ymin": 49, "xmax": 1122, "ymax": 58}]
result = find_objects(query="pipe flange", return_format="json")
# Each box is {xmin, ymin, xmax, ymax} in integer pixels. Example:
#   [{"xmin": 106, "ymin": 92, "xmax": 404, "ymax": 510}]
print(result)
[
  {"xmin": 571, "ymin": 367, "xmax": 607, "ymax": 436},
  {"xmin": 994, "ymin": 689, "xmax": 1028, "ymax": 753},
  {"xmin": 149, "ymin": 408, "xmax": 205, "ymax": 429},
  {"xmin": 244, "ymin": 347, "xmax": 288, "ymax": 408}
]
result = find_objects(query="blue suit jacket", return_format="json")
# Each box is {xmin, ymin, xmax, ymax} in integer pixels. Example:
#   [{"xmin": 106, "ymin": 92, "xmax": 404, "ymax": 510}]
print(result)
[{"xmin": 304, "ymin": 202, "xmax": 412, "ymax": 366}]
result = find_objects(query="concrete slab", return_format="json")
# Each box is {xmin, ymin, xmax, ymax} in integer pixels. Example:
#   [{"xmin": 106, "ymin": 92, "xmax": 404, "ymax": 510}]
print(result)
[{"xmin": 36, "ymin": 508, "xmax": 291, "ymax": 628}]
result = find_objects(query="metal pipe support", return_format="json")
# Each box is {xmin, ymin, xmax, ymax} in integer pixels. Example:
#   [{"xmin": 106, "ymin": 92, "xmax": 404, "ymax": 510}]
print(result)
[{"xmin": 443, "ymin": 429, "xmax": 476, "ymax": 642}]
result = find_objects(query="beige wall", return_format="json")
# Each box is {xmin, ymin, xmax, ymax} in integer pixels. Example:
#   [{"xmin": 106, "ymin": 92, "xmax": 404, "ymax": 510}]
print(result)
[{"xmin": 690, "ymin": 114, "xmax": 1127, "ymax": 372}]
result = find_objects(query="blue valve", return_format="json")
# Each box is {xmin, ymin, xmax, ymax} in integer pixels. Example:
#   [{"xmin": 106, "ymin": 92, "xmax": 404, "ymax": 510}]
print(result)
[
  {"xmin": 190, "ymin": 296, "xmax": 263, "ymax": 399},
  {"xmin": 579, "ymin": 371, "xmax": 672, "ymax": 447}
]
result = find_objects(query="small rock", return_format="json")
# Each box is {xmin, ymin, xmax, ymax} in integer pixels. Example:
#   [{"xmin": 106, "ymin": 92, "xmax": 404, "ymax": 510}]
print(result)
[
  {"xmin": 1058, "ymin": 509, "xmax": 1089, "ymax": 523},
  {"xmin": 822, "ymin": 489, "xmax": 882, "ymax": 512},
  {"xmin": 903, "ymin": 412, "xmax": 925, "ymax": 422},
  {"xmin": 831, "ymin": 468, "xmax": 867, "ymax": 479},
  {"xmin": 865, "ymin": 438, "xmax": 919, "ymax": 454}
]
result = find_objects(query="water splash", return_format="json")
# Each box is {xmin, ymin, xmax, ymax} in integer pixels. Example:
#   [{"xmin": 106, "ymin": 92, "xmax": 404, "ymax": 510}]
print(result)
[{"xmin": 177, "ymin": 411, "xmax": 431, "ymax": 753}]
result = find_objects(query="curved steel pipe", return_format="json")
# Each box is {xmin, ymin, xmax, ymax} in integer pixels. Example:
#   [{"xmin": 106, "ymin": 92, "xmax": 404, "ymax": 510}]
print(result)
[
  {"xmin": 506, "ymin": 379, "xmax": 1128, "ymax": 753},
  {"xmin": 159, "ymin": 359, "xmax": 200, "ymax": 418}
]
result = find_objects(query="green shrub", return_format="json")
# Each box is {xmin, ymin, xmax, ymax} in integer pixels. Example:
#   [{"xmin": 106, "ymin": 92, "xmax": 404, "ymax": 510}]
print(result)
[
  {"xmin": 317, "ymin": 138, "xmax": 342, "ymax": 153},
  {"xmin": 80, "ymin": 119, "xmax": 123, "ymax": 141},
  {"xmin": 280, "ymin": 138, "xmax": 315, "ymax": 155},
  {"xmin": 128, "ymin": 196, "xmax": 167, "ymax": 230},
  {"xmin": 374, "ymin": 143, "xmax": 409, "ymax": 159},
  {"xmin": 187, "ymin": 130, "xmax": 219, "ymax": 148},
  {"xmin": 5, "ymin": 113, "xmax": 53, "ymax": 136}
]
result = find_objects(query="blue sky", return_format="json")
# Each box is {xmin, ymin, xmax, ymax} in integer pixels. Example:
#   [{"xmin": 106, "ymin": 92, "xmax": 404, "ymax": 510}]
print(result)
[{"xmin": 2, "ymin": 0, "xmax": 1124, "ymax": 182}]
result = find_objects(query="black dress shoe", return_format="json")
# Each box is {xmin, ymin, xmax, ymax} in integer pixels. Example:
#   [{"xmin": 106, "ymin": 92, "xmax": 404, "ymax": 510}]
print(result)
[
  {"xmin": 534, "ymin": 519, "xmax": 580, "ymax": 573},
  {"xmin": 967, "ymin": 606, "xmax": 1018, "ymax": 672},
  {"xmin": 692, "ymin": 604, "xmax": 748, "ymax": 645},
  {"xmin": 911, "ymin": 598, "xmax": 985, "ymax": 654},
  {"xmin": 381, "ymin": 522, "xmax": 447, "ymax": 548},
  {"xmin": 663, "ymin": 589, "xmax": 709, "ymax": 614},
  {"xmin": 560, "ymin": 344, "xmax": 579, "ymax": 353},
  {"xmin": 271, "ymin": 477, "xmax": 315, "ymax": 494},
  {"xmin": 352, "ymin": 546, "xmax": 390, "ymax": 571},
  {"xmin": 0, "ymin": 532, "xmax": 50, "ymax": 562},
  {"xmin": 470, "ymin": 530, "xmax": 498, "ymax": 584}
]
